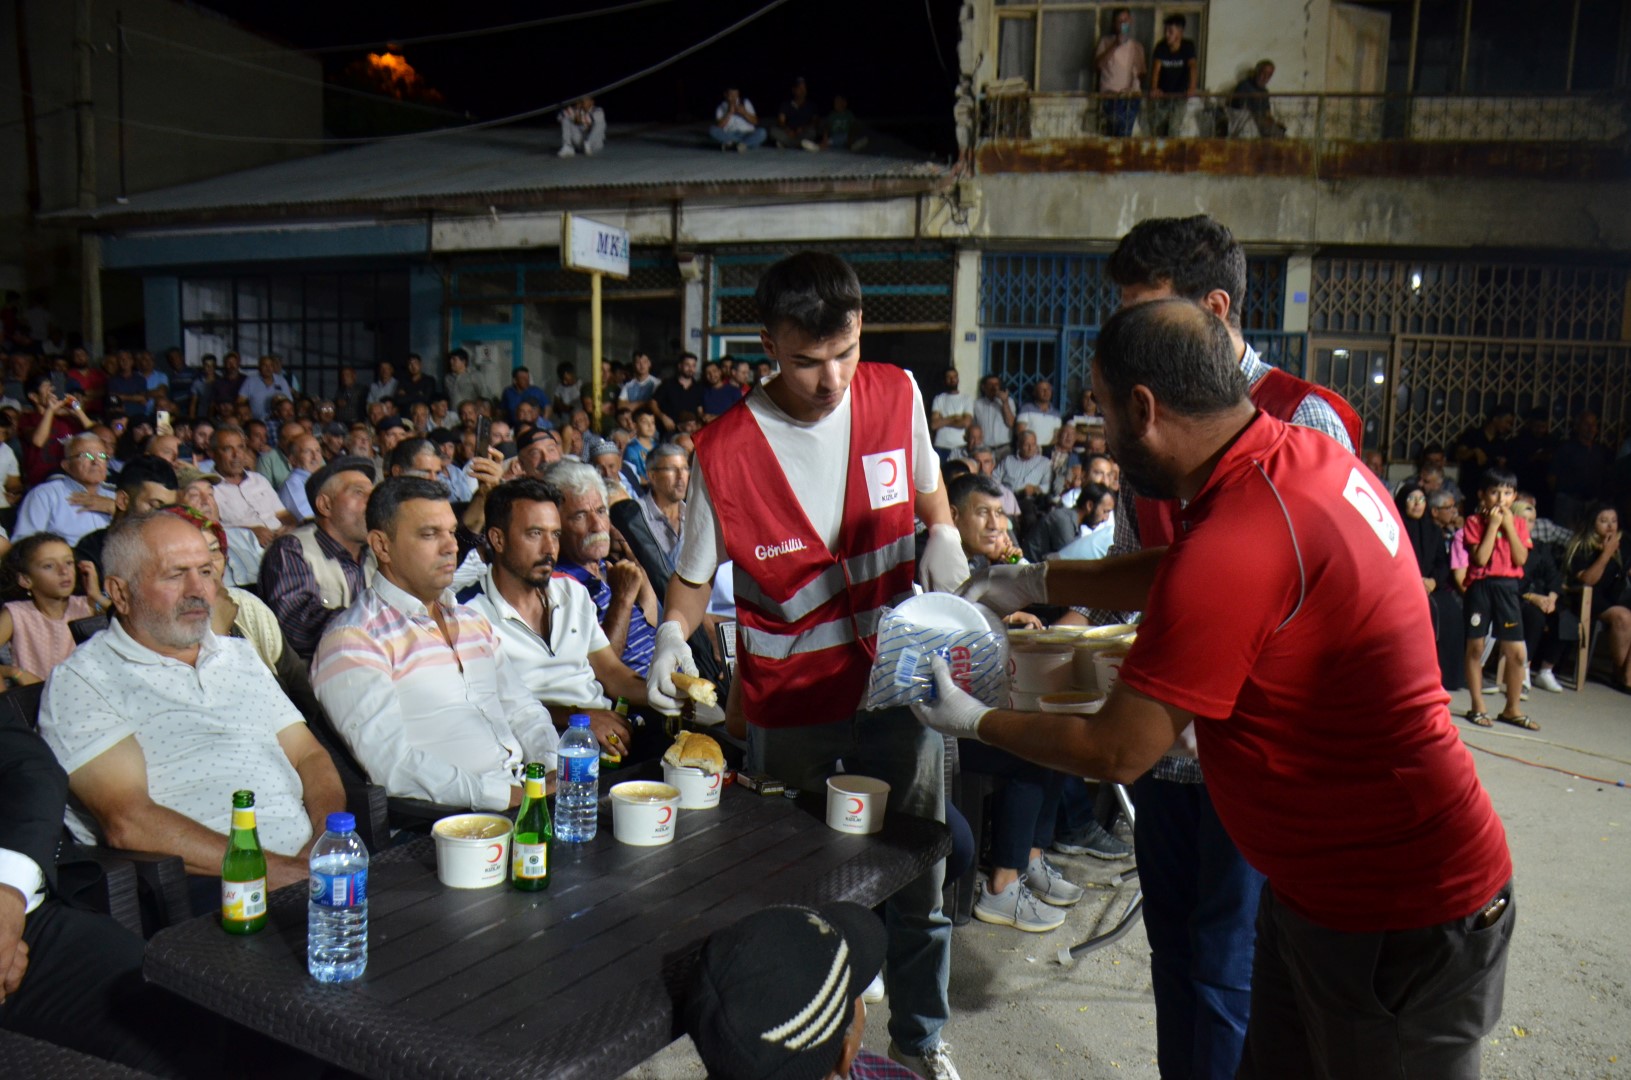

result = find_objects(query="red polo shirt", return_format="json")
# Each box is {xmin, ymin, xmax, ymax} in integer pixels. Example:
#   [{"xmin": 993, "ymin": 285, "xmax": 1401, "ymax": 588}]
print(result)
[
  {"xmin": 1462, "ymin": 511, "xmax": 1530, "ymax": 582},
  {"xmin": 1118, "ymin": 413, "xmax": 1511, "ymax": 933}
]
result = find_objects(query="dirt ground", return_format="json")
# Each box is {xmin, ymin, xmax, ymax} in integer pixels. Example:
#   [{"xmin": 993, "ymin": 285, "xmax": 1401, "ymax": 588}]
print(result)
[{"xmin": 624, "ymin": 680, "xmax": 1630, "ymax": 1079}]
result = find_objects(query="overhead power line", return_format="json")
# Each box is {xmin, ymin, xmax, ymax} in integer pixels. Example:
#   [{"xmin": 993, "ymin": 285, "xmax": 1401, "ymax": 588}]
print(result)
[
  {"xmin": 228, "ymin": 0, "xmax": 683, "ymax": 57},
  {"xmin": 94, "ymin": 0, "xmax": 795, "ymax": 147}
]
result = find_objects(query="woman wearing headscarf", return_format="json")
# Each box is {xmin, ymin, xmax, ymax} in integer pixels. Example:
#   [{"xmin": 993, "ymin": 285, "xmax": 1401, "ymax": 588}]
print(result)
[{"xmin": 1397, "ymin": 483, "xmax": 1465, "ymax": 691}]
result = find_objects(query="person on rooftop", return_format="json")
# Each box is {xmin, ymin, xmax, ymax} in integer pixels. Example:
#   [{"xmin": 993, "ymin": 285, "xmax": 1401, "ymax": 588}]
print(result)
[
  {"xmin": 710, "ymin": 86, "xmax": 768, "ymax": 151},
  {"xmin": 558, "ymin": 96, "xmax": 606, "ymax": 158}
]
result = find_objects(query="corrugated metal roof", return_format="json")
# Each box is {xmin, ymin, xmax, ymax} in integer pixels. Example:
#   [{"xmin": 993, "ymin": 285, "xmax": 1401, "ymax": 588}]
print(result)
[{"xmin": 49, "ymin": 125, "xmax": 948, "ymax": 225}]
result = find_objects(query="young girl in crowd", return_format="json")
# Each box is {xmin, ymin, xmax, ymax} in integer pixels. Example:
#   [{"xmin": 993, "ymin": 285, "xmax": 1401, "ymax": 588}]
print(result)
[
  {"xmin": 1564, "ymin": 504, "xmax": 1631, "ymax": 692},
  {"xmin": 0, "ymin": 532, "xmax": 99, "ymax": 685}
]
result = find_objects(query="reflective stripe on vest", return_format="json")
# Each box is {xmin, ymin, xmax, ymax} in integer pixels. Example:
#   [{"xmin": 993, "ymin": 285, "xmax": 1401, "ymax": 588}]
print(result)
[
  {"xmin": 732, "ymin": 534, "xmax": 915, "ymax": 625},
  {"xmin": 738, "ymin": 598, "xmax": 912, "ymax": 661}
]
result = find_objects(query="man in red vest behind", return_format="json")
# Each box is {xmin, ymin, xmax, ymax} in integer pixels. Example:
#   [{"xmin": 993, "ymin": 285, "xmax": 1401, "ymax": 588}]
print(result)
[
  {"xmin": 647, "ymin": 252, "xmax": 969, "ymax": 1080},
  {"xmin": 1083, "ymin": 215, "xmax": 1364, "ymax": 1080}
]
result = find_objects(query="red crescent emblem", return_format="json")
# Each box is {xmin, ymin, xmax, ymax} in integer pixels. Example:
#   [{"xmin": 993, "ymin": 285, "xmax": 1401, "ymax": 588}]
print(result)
[
  {"xmin": 1352, "ymin": 482, "xmax": 1384, "ymax": 521},
  {"xmin": 658, "ymin": 807, "xmax": 674, "ymax": 825},
  {"xmin": 486, "ymin": 843, "xmax": 504, "ymax": 862},
  {"xmin": 880, "ymin": 457, "xmax": 898, "ymax": 487},
  {"xmin": 847, "ymin": 797, "xmax": 865, "ymax": 814},
  {"xmin": 707, "ymin": 775, "xmax": 721, "ymax": 791}
]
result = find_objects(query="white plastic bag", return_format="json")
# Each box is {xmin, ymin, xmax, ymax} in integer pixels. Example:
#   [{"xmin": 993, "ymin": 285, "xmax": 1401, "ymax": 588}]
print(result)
[{"xmin": 865, "ymin": 603, "xmax": 1008, "ymax": 711}]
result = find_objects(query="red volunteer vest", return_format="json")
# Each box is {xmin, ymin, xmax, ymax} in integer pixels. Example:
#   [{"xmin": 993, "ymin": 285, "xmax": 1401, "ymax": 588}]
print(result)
[
  {"xmin": 694, "ymin": 363, "xmax": 918, "ymax": 728},
  {"xmin": 1136, "ymin": 368, "xmax": 1364, "ymax": 547}
]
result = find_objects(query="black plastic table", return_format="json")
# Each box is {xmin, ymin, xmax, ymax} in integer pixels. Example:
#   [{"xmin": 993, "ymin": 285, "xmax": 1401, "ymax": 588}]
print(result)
[{"xmin": 144, "ymin": 785, "xmax": 948, "ymax": 1080}]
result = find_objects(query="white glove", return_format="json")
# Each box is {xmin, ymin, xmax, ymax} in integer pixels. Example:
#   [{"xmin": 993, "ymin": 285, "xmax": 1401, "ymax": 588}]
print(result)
[
  {"xmin": 957, "ymin": 561, "xmax": 1049, "ymax": 617},
  {"xmin": 646, "ymin": 621, "xmax": 698, "ymax": 716},
  {"xmin": 909, "ymin": 654, "xmax": 992, "ymax": 740},
  {"xmin": 918, "ymin": 523, "xmax": 971, "ymax": 593}
]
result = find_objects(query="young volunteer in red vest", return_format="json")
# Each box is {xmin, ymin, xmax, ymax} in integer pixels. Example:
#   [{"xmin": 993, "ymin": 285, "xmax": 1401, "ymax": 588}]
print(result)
[
  {"xmin": 646, "ymin": 252, "xmax": 968, "ymax": 1080},
  {"xmin": 918, "ymin": 299, "xmax": 1514, "ymax": 1080},
  {"xmin": 1084, "ymin": 214, "xmax": 1366, "ymax": 1080}
]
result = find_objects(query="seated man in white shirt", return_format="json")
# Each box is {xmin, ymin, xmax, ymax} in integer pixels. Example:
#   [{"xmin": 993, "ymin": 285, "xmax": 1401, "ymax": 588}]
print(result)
[
  {"xmin": 463, "ymin": 478, "xmax": 651, "ymax": 762},
  {"xmin": 311, "ymin": 477, "xmax": 559, "ymax": 811},
  {"xmin": 210, "ymin": 423, "xmax": 295, "ymax": 545},
  {"xmin": 38, "ymin": 510, "xmax": 346, "ymax": 904}
]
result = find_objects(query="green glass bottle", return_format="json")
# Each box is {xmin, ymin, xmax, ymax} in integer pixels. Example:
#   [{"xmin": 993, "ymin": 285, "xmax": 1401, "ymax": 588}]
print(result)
[
  {"xmin": 511, "ymin": 763, "xmax": 553, "ymax": 892},
  {"xmin": 221, "ymin": 790, "xmax": 269, "ymax": 934}
]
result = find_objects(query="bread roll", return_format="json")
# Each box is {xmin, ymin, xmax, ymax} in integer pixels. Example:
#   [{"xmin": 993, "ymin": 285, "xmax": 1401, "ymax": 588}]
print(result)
[
  {"xmin": 670, "ymin": 672, "xmax": 719, "ymax": 708},
  {"xmin": 663, "ymin": 731, "xmax": 725, "ymax": 775}
]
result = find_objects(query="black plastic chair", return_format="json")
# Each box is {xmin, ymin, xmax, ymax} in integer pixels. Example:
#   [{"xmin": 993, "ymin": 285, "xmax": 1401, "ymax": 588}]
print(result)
[{"xmin": 68, "ymin": 614, "xmax": 110, "ymax": 645}]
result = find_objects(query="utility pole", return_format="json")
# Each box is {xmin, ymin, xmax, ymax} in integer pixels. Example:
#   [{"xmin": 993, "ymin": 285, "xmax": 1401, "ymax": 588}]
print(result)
[{"xmin": 75, "ymin": 0, "xmax": 103, "ymax": 351}]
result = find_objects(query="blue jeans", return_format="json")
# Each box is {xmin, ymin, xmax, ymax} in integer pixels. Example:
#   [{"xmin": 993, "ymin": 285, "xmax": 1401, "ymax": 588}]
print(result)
[
  {"xmin": 957, "ymin": 741, "xmax": 1064, "ymax": 869},
  {"xmin": 1133, "ymin": 774, "xmax": 1266, "ymax": 1080},
  {"xmin": 1103, "ymin": 97, "xmax": 1142, "ymax": 136},
  {"xmin": 709, "ymin": 125, "xmax": 767, "ymax": 149},
  {"xmin": 748, "ymin": 708, "xmax": 951, "ymax": 1054}
]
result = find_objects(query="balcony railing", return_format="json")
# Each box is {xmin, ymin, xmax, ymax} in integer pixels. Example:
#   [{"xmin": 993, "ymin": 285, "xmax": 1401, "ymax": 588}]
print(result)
[{"xmin": 979, "ymin": 89, "xmax": 1630, "ymax": 145}]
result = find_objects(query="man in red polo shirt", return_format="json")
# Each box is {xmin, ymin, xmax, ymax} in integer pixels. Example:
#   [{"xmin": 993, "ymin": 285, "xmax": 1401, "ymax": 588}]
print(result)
[
  {"xmin": 914, "ymin": 298, "xmax": 1513, "ymax": 1079},
  {"xmin": 646, "ymin": 252, "xmax": 969, "ymax": 1080}
]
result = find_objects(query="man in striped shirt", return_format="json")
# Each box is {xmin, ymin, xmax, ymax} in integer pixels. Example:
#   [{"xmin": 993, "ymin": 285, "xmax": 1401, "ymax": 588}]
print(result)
[
  {"xmin": 311, "ymin": 477, "xmax": 558, "ymax": 811},
  {"xmin": 546, "ymin": 461, "xmax": 659, "ymax": 677}
]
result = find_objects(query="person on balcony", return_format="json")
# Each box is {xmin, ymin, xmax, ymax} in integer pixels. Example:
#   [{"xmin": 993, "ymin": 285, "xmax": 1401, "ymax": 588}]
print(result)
[
  {"xmin": 1228, "ymin": 60, "xmax": 1287, "ymax": 137},
  {"xmin": 1095, "ymin": 7, "xmax": 1145, "ymax": 137},
  {"xmin": 1148, "ymin": 14, "xmax": 1198, "ymax": 137}
]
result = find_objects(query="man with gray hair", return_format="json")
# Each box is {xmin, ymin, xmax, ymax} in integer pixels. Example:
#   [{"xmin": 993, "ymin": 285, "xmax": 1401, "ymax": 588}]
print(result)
[
  {"xmin": 39, "ymin": 510, "xmax": 345, "ymax": 908},
  {"xmin": 586, "ymin": 436, "xmax": 634, "ymax": 502},
  {"xmin": 640, "ymin": 443, "xmax": 689, "ymax": 575},
  {"xmin": 546, "ymin": 460, "xmax": 659, "ymax": 676},
  {"xmin": 13, "ymin": 431, "xmax": 114, "ymax": 546}
]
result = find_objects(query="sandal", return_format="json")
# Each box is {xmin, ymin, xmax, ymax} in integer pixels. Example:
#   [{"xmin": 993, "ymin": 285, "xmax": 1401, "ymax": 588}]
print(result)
[
  {"xmin": 1497, "ymin": 713, "xmax": 1540, "ymax": 731},
  {"xmin": 1462, "ymin": 710, "xmax": 1494, "ymax": 727}
]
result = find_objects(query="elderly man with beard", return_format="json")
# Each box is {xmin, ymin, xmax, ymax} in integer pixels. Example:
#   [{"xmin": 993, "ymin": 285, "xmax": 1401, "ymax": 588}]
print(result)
[
  {"xmin": 312, "ymin": 478, "xmax": 559, "ymax": 810},
  {"xmin": 464, "ymin": 478, "xmax": 648, "ymax": 762},
  {"xmin": 545, "ymin": 461, "xmax": 659, "ymax": 676},
  {"xmin": 38, "ymin": 511, "xmax": 345, "ymax": 911}
]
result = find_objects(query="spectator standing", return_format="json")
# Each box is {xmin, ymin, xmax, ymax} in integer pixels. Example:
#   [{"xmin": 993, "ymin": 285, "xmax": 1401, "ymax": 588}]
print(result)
[
  {"xmin": 972, "ymin": 374, "xmax": 1016, "ymax": 456},
  {"xmin": 1460, "ymin": 469, "xmax": 1535, "ymax": 729},
  {"xmin": 653, "ymin": 353, "xmax": 705, "ymax": 432},
  {"xmin": 557, "ymin": 96, "xmax": 606, "ymax": 157},
  {"xmin": 210, "ymin": 352, "xmax": 246, "ymax": 417},
  {"xmin": 1228, "ymin": 60, "xmax": 1287, "ymax": 137},
  {"xmin": 312, "ymin": 478, "xmax": 559, "ymax": 809},
  {"xmin": 1508, "ymin": 409, "xmax": 1558, "ymax": 513},
  {"xmin": 710, "ymin": 87, "xmax": 767, "ymax": 150},
  {"xmin": 394, "ymin": 354, "xmax": 438, "ymax": 411},
  {"xmin": 500, "ymin": 367, "xmax": 551, "ymax": 425},
  {"xmin": 1452, "ymin": 407, "xmax": 1515, "ymax": 495},
  {"xmin": 40, "ymin": 511, "xmax": 345, "ymax": 901},
  {"xmin": 365, "ymin": 361, "xmax": 398, "ymax": 407},
  {"xmin": 547, "ymin": 461, "xmax": 660, "ymax": 676},
  {"xmin": 1095, "ymin": 8, "xmax": 1145, "ymax": 136},
  {"xmin": 1015, "ymin": 379, "xmax": 1062, "ymax": 448},
  {"xmin": 1550, "ymin": 412, "xmax": 1614, "ymax": 529},
  {"xmin": 699, "ymin": 360, "xmax": 741, "ymax": 421},
  {"xmin": 106, "ymin": 353, "xmax": 148, "ymax": 419},
  {"xmin": 930, "ymin": 368, "xmax": 974, "ymax": 462},
  {"xmin": 1398, "ymin": 484, "xmax": 1465, "ymax": 693},
  {"xmin": 443, "ymin": 348, "xmax": 480, "ymax": 409},
  {"xmin": 161, "ymin": 348, "xmax": 194, "ymax": 418},
  {"xmin": 1148, "ymin": 14, "xmax": 1198, "ymax": 136},
  {"xmin": 619, "ymin": 352, "xmax": 661, "ymax": 405},
  {"xmin": 773, "ymin": 76, "xmax": 822, "ymax": 151},
  {"xmin": 239, "ymin": 355, "xmax": 293, "ymax": 421},
  {"xmin": 13, "ymin": 433, "xmax": 112, "ymax": 548},
  {"xmin": 259, "ymin": 457, "xmax": 376, "ymax": 660}
]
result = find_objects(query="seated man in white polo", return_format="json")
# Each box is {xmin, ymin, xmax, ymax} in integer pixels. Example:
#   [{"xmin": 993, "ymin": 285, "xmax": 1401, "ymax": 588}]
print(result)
[{"xmin": 463, "ymin": 477, "xmax": 651, "ymax": 763}]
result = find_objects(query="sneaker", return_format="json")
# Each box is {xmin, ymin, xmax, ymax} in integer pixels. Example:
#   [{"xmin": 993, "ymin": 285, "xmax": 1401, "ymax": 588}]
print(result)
[
  {"xmin": 801, "ymin": 138, "xmax": 822, "ymax": 152},
  {"xmin": 1534, "ymin": 668, "xmax": 1564, "ymax": 693},
  {"xmin": 972, "ymin": 877, "xmax": 1066, "ymax": 932},
  {"xmin": 557, "ymin": 145, "xmax": 576, "ymax": 158},
  {"xmin": 1025, "ymin": 854, "xmax": 1085, "ymax": 907},
  {"xmin": 735, "ymin": 142, "xmax": 748, "ymax": 153},
  {"xmin": 1052, "ymin": 819, "xmax": 1133, "ymax": 860},
  {"xmin": 862, "ymin": 971, "xmax": 885, "ymax": 1004},
  {"xmin": 888, "ymin": 1042, "xmax": 964, "ymax": 1080}
]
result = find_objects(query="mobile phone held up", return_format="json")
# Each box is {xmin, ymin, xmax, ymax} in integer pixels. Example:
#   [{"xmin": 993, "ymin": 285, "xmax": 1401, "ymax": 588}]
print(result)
[{"xmin": 474, "ymin": 417, "xmax": 492, "ymax": 459}]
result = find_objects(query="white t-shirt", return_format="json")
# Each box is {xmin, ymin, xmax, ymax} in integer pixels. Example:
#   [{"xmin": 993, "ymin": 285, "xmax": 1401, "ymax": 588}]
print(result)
[
  {"xmin": 715, "ymin": 99, "xmax": 760, "ymax": 135},
  {"xmin": 930, "ymin": 391, "xmax": 974, "ymax": 450},
  {"xmin": 1016, "ymin": 408, "xmax": 1062, "ymax": 448},
  {"xmin": 676, "ymin": 372, "xmax": 939, "ymax": 585}
]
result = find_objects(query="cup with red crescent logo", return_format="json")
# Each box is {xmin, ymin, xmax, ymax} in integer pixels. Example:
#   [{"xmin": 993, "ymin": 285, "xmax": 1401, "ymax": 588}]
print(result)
[
  {"xmin": 431, "ymin": 813, "xmax": 514, "ymax": 889},
  {"xmin": 663, "ymin": 762, "xmax": 723, "ymax": 810},
  {"xmin": 825, "ymin": 775, "xmax": 892, "ymax": 835},
  {"xmin": 610, "ymin": 781, "xmax": 682, "ymax": 846}
]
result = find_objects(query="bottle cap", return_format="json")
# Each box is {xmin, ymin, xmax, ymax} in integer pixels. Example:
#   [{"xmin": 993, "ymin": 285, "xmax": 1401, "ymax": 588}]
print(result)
[
  {"xmin": 569, "ymin": 713, "xmax": 591, "ymax": 727},
  {"xmin": 325, "ymin": 812, "xmax": 356, "ymax": 834}
]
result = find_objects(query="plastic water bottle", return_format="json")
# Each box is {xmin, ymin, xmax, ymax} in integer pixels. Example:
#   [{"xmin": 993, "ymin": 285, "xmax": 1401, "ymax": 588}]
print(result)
[
  {"xmin": 307, "ymin": 811, "xmax": 368, "ymax": 983},
  {"xmin": 555, "ymin": 713, "xmax": 600, "ymax": 842}
]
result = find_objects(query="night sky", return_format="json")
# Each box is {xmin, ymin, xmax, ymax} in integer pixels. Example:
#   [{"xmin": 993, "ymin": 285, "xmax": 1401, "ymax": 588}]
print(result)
[{"xmin": 196, "ymin": 0, "xmax": 962, "ymax": 155}]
